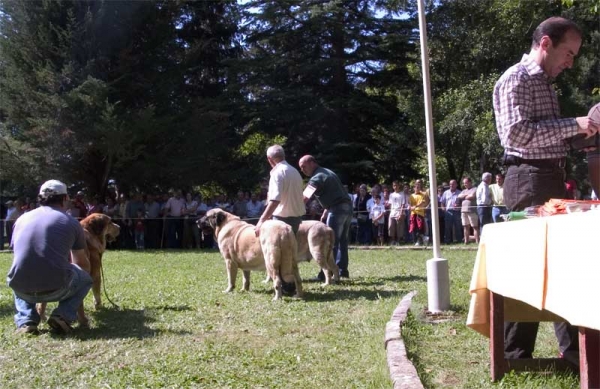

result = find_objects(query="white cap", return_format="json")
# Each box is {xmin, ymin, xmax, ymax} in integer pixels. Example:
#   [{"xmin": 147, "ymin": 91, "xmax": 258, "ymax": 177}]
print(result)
[{"xmin": 39, "ymin": 180, "xmax": 68, "ymax": 198}]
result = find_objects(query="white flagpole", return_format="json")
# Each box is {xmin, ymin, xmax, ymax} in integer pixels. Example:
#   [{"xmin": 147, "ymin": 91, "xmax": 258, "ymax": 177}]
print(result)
[{"xmin": 417, "ymin": 0, "xmax": 450, "ymax": 312}]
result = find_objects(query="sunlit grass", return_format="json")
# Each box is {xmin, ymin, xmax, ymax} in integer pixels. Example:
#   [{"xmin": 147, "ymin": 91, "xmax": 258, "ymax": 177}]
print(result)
[{"xmin": 0, "ymin": 248, "xmax": 578, "ymax": 388}]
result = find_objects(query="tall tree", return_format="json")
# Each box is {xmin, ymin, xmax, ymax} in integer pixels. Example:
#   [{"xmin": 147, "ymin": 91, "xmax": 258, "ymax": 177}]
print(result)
[
  {"xmin": 238, "ymin": 0, "xmax": 417, "ymax": 184},
  {"xmin": 0, "ymin": 0, "xmax": 243, "ymax": 196}
]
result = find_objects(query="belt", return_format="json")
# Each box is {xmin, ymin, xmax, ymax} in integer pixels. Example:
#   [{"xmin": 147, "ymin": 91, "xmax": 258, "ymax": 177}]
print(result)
[
  {"xmin": 27, "ymin": 289, "xmax": 60, "ymax": 297},
  {"xmin": 505, "ymin": 155, "xmax": 566, "ymax": 169}
]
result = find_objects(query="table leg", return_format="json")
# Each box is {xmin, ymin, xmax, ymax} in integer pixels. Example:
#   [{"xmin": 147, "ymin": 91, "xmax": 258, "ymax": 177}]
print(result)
[
  {"xmin": 490, "ymin": 291, "xmax": 506, "ymax": 381},
  {"xmin": 579, "ymin": 327, "xmax": 600, "ymax": 389}
]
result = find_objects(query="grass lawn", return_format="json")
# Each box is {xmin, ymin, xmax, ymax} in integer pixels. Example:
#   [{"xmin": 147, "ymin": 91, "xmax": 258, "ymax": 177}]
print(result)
[{"xmin": 0, "ymin": 248, "xmax": 578, "ymax": 388}]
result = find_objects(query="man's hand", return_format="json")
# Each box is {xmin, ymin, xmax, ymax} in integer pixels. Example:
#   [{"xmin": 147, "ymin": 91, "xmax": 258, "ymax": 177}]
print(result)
[
  {"xmin": 576, "ymin": 116, "xmax": 600, "ymax": 138},
  {"xmin": 255, "ymin": 220, "xmax": 263, "ymax": 237}
]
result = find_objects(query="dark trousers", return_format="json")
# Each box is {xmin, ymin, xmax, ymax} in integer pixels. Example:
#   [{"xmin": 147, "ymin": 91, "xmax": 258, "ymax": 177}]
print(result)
[
  {"xmin": 444, "ymin": 210, "xmax": 463, "ymax": 243},
  {"xmin": 503, "ymin": 162, "xmax": 578, "ymax": 358},
  {"xmin": 477, "ymin": 206, "xmax": 492, "ymax": 234},
  {"xmin": 146, "ymin": 219, "xmax": 160, "ymax": 249},
  {"xmin": 166, "ymin": 217, "xmax": 183, "ymax": 249},
  {"xmin": 0, "ymin": 220, "xmax": 4, "ymax": 249}
]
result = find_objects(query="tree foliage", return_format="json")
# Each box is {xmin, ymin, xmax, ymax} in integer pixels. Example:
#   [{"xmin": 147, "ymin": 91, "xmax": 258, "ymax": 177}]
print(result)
[{"xmin": 0, "ymin": 0, "xmax": 598, "ymax": 197}]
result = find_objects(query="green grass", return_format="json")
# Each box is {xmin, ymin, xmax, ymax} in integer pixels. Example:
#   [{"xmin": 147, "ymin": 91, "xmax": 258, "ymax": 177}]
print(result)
[{"xmin": 0, "ymin": 248, "xmax": 578, "ymax": 388}]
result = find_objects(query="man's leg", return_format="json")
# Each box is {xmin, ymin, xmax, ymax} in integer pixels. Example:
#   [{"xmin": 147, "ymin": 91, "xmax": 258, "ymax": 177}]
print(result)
[
  {"xmin": 335, "ymin": 207, "xmax": 352, "ymax": 277},
  {"xmin": 504, "ymin": 321, "xmax": 540, "ymax": 359},
  {"xmin": 13, "ymin": 292, "xmax": 40, "ymax": 329},
  {"xmin": 51, "ymin": 264, "xmax": 93, "ymax": 324}
]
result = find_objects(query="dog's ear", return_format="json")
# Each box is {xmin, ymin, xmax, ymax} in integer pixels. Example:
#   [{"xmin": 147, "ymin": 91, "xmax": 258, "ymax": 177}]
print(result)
[
  {"xmin": 215, "ymin": 211, "xmax": 226, "ymax": 227},
  {"xmin": 87, "ymin": 215, "xmax": 108, "ymax": 236}
]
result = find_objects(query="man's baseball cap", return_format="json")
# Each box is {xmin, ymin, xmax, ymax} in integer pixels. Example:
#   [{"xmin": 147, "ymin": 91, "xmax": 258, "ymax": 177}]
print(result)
[{"xmin": 39, "ymin": 180, "xmax": 68, "ymax": 198}]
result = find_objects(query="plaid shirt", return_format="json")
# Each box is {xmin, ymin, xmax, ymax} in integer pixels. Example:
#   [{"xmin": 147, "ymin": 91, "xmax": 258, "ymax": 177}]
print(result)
[{"xmin": 493, "ymin": 54, "xmax": 579, "ymax": 159}]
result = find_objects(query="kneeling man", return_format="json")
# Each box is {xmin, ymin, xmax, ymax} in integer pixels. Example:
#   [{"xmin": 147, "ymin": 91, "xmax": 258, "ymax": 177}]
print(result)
[{"xmin": 6, "ymin": 180, "xmax": 92, "ymax": 335}]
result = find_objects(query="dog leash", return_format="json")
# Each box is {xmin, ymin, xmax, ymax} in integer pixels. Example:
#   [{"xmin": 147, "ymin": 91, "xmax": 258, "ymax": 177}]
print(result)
[{"xmin": 100, "ymin": 260, "xmax": 120, "ymax": 310}]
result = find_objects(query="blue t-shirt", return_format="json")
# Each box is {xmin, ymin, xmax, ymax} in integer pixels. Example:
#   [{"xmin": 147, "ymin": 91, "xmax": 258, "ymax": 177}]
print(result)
[{"xmin": 7, "ymin": 206, "xmax": 86, "ymax": 293}]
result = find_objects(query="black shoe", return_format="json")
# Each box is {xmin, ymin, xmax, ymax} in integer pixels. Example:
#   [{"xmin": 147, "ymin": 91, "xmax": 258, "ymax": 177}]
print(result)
[{"xmin": 339, "ymin": 270, "xmax": 350, "ymax": 278}]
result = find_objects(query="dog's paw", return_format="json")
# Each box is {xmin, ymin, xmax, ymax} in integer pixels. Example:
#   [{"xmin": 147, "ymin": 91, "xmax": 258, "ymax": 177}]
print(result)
[{"xmin": 78, "ymin": 317, "xmax": 90, "ymax": 329}]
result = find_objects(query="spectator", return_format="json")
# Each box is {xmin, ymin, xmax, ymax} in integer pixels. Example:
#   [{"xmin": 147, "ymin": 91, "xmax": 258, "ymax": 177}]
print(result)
[
  {"xmin": 489, "ymin": 173, "xmax": 507, "ymax": 223},
  {"xmin": 388, "ymin": 181, "xmax": 408, "ymax": 245},
  {"xmin": 163, "ymin": 190, "xmax": 185, "ymax": 249},
  {"xmin": 133, "ymin": 208, "xmax": 145, "ymax": 250},
  {"xmin": 182, "ymin": 192, "xmax": 199, "ymax": 249},
  {"xmin": 246, "ymin": 192, "xmax": 264, "ymax": 224},
  {"xmin": 72, "ymin": 191, "xmax": 88, "ymax": 220},
  {"xmin": 354, "ymin": 184, "xmax": 371, "ymax": 245},
  {"xmin": 476, "ymin": 172, "xmax": 493, "ymax": 233},
  {"xmin": 458, "ymin": 177, "xmax": 479, "ymax": 244},
  {"xmin": 366, "ymin": 187, "xmax": 382, "ymax": 245},
  {"xmin": 369, "ymin": 195, "xmax": 385, "ymax": 246},
  {"xmin": 408, "ymin": 180, "xmax": 429, "ymax": 246},
  {"xmin": 232, "ymin": 191, "xmax": 248, "ymax": 219},
  {"xmin": 144, "ymin": 194, "xmax": 161, "ymax": 249},
  {"xmin": 440, "ymin": 180, "xmax": 463, "ymax": 244},
  {"xmin": 6, "ymin": 199, "xmax": 24, "ymax": 248}
]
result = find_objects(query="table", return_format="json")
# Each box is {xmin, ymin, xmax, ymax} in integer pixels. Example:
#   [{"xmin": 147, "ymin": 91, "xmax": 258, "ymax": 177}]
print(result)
[{"xmin": 466, "ymin": 211, "xmax": 600, "ymax": 388}]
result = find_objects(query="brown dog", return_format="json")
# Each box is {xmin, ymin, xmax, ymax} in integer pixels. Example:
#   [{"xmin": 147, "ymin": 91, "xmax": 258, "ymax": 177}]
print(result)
[
  {"xmin": 264, "ymin": 220, "xmax": 340, "ymax": 285},
  {"xmin": 38, "ymin": 213, "xmax": 120, "ymax": 325},
  {"xmin": 199, "ymin": 208, "xmax": 303, "ymax": 300}
]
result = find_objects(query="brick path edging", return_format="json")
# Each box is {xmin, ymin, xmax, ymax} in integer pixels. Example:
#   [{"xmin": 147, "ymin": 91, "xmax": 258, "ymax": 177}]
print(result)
[{"xmin": 384, "ymin": 291, "xmax": 424, "ymax": 389}]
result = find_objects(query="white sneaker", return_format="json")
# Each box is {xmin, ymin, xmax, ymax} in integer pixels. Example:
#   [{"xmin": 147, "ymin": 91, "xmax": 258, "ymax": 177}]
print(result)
[{"xmin": 414, "ymin": 242, "xmax": 421, "ymax": 246}]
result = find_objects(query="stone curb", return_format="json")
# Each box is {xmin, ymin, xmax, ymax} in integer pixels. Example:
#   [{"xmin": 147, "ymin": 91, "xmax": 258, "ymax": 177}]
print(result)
[{"xmin": 385, "ymin": 291, "xmax": 424, "ymax": 389}]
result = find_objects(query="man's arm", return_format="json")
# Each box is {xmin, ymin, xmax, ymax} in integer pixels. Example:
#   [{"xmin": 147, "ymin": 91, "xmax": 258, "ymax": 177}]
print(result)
[
  {"xmin": 71, "ymin": 249, "xmax": 90, "ymax": 273},
  {"xmin": 255, "ymin": 200, "xmax": 279, "ymax": 236}
]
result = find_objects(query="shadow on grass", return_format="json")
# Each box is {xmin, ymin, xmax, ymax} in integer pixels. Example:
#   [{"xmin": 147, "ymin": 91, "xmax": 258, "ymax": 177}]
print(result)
[
  {"xmin": 339, "ymin": 274, "xmax": 427, "ymax": 286},
  {"xmin": 0, "ymin": 301, "xmax": 16, "ymax": 320},
  {"xmin": 302, "ymin": 288, "xmax": 410, "ymax": 302},
  {"xmin": 74, "ymin": 304, "xmax": 194, "ymax": 340}
]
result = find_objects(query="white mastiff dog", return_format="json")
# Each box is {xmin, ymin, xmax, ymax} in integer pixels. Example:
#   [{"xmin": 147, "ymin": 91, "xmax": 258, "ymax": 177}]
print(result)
[
  {"xmin": 265, "ymin": 220, "xmax": 340, "ymax": 285},
  {"xmin": 199, "ymin": 208, "xmax": 303, "ymax": 300}
]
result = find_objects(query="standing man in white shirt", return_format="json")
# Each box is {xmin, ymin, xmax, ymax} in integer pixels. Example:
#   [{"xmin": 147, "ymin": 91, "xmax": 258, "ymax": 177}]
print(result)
[
  {"xmin": 476, "ymin": 172, "xmax": 493, "ymax": 233},
  {"xmin": 255, "ymin": 145, "xmax": 305, "ymax": 236}
]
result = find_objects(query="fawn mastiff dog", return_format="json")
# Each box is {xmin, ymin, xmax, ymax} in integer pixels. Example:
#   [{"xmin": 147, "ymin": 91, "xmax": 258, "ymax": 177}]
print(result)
[
  {"xmin": 198, "ymin": 208, "xmax": 303, "ymax": 300},
  {"xmin": 38, "ymin": 213, "xmax": 120, "ymax": 326},
  {"xmin": 264, "ymin": 220, "xmax": 339, "ymax": 285}
]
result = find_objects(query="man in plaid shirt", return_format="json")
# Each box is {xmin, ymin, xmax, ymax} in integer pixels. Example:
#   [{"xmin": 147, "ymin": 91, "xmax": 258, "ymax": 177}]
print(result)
[{"xmin": 493, "ymin": 17, "xmax": 599, "ymax": 365}]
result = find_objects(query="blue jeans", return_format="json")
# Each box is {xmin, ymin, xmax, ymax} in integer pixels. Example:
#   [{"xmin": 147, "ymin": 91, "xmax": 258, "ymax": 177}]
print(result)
[
  {"xmin": 492, "ymin": 206, "xmax": 508, "ymax": 223},
  {"xmin": 10, "ymin": 264, "xmax": 92, "ymax": 327},
  {"xmin": 326, "ymin": 202, "xmax": 353, "ymax": 273}
]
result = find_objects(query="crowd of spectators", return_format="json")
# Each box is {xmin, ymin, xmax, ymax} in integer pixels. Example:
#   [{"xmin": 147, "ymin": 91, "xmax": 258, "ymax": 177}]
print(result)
[{"xmin": 0, "ymin": 175, "xmax": 594, "ymax": 251}]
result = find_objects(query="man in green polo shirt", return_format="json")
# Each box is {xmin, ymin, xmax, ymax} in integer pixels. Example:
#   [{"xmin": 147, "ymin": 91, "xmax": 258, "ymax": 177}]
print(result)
[{"xmin": 299, "ymin": 155, "xmax": 353, "ymax": 279}]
